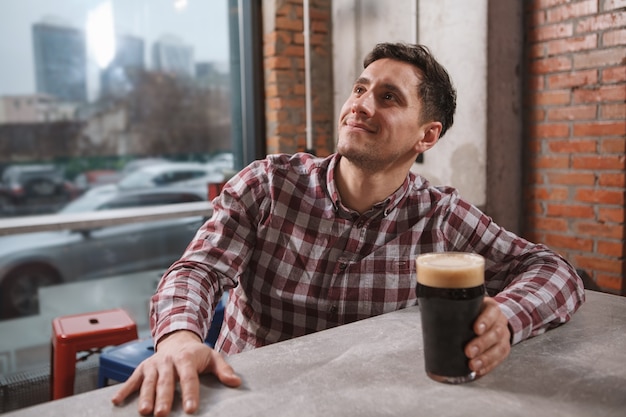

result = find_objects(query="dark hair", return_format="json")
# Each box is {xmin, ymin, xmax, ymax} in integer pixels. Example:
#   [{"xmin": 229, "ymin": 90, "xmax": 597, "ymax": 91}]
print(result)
[{"xmin": 363, "ymin": 43, "xmax": 456, "ymax": 138}]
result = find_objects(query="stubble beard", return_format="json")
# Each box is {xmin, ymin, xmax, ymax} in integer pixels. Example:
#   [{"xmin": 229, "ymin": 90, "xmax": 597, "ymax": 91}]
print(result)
[{"xmin": 337, "ymin": 135, "xmax": 388, "ymax": 173}]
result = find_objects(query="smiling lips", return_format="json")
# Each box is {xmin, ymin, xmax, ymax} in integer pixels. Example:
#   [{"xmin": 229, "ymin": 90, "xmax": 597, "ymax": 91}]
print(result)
[{"xmin": 345, "ymin": 119, "xmax": 376, "ymax": 133}]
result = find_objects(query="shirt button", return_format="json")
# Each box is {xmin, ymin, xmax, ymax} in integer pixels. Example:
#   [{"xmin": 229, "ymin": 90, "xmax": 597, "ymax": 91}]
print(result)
[
  {"xmin": 356, "ymin": 221, "xmax": 365, "ymax": 228},
  {"xmin": 339, "ymin": 262, "xmax": 347, "ymax": 271}
]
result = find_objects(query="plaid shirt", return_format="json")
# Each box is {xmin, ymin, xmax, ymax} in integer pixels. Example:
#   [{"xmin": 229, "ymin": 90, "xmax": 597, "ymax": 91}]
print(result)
[{"xmin": 151, "ymin": 153, "xmax": 585, "ymax": 354}]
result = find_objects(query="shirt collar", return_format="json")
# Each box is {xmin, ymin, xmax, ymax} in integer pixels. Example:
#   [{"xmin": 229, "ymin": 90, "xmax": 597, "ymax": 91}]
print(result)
[{"xmin": 326, "ymin": 153, "xmax": 414, "ymax": 217}]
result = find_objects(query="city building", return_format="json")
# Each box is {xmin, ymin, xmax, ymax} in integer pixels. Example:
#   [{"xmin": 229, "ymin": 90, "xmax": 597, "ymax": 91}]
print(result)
[{"xmin": 32, "ymin": 22, "xmax": 87, "ymax": 103}]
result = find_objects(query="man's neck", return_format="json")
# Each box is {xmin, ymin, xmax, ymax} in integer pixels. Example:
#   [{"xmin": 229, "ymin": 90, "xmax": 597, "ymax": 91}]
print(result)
[{"xmin": 335, "ymin": 157, "xmax": 408, "ymax": 214}]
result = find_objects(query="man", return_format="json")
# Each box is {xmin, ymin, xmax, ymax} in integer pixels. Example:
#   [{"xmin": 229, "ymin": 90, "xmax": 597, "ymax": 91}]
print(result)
[{"xmin": 112, "ymin": 43, "xmax": 585, "ymax": 416}]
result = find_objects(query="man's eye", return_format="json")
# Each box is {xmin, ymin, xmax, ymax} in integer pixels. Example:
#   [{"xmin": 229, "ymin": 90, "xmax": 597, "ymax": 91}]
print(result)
[
  {"xmin": 383, "ymin": 93, "xmax": 395, "ymax": 100},
  {"xmin": 354, "ymin": 86, "xmax": 364, "ymax": 94}
]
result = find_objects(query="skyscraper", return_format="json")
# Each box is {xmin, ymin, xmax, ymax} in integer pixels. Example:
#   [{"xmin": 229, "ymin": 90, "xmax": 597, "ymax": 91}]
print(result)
[
  {"xmin": 32, "ymin": 22, "xmax": 87, "ymax": 103},
  {"xmin": 100, "ymin": 34, "xmax": 145, "ymax": 98},
  {"xmin": 152, "ymin": 35, "xmax": 194, "ymax": 79}
]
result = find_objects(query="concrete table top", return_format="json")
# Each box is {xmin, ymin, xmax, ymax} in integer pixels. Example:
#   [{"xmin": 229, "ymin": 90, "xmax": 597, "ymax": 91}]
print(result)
[{"xmin": 6, "ymin": 290, "xmax": 625, "ymax": 417}]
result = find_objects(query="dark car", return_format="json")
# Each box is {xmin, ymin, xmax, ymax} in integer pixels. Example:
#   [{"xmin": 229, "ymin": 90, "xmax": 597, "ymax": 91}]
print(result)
[
  {"xmin": 0, "ymin": 164, "xmax": 76, "ymax": 215},
  {"xmin": 0, "ymin": 187, "xmax": 208, "ymax": 319}
]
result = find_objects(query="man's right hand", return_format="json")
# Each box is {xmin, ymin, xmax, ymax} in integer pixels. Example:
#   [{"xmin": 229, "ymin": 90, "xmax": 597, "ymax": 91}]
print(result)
[{"xmin": 111, "ymin": 330, "xmax": 242, "ymax": 417}]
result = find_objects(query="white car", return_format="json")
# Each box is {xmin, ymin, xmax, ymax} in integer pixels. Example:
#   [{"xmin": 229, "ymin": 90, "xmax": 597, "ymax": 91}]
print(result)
[
  {"xmin": 0, "ymin": 186, "xmax": 209, "ymax": 319},
  {"xmin": 85, "ymin": 162, "xmax": 225, "ymax": 199}
]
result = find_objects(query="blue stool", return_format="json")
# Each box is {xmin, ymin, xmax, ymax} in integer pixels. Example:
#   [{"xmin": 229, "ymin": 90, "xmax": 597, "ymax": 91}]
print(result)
[{"xmin": 98, "ymin": 291, "xmax": 228, "ymax": 387}]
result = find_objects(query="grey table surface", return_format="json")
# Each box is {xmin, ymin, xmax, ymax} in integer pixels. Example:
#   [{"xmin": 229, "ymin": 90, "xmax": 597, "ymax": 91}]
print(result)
[{"xmin": 6, "ymin": 290, "xmax": 626, "ymax": 417}]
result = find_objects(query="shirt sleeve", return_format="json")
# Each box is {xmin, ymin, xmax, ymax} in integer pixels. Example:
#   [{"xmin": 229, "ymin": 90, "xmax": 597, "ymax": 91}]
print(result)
[
  {"xmin": 441, "ymin": 192, "xmax": 586, "ymax": 345},
  {"xmin": 150, "ymin": 162, "xmax": 265, "ymax": 346}
]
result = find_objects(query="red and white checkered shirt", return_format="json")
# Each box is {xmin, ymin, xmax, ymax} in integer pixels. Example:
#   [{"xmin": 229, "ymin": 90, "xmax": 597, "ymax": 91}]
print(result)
[{"xmin": 150, "ymin": 153, "xmax": 585, "ymax": 354}]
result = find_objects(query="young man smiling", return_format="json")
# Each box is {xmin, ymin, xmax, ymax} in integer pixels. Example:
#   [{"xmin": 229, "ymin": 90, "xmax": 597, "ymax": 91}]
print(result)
[{"xmin": 113, "ymin": 43, "xmax": 584, "ymax": 417}]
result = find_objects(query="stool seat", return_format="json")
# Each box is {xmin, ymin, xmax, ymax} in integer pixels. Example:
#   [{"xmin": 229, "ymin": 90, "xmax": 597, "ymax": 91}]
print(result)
[{"xmin": 51, "ymin": 308, "xmax": 137, "ymax": 400}]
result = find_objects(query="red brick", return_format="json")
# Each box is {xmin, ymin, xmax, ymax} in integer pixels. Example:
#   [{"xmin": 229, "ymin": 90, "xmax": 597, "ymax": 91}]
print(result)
[
  {"xmin": 573, "ymin": 155, "xmax": 625, "ymax": 171},
  {"xmin": 529, "ymin": 186, "xmax": 569, "ymax": 201},
  {"xmin": 546, "ymin": 203, "xmax": 595, "ymax": 218},
  {"xmin": 548, "ymin": 139, "xmax": 597, "ymax": 153},
  {"xmin": 266, "ymin": 56, "xmax": 293, "ymax": 70},
  {"xmin": 601, "ymin": 138, "xmax": 626, "ymax": 153},
  {"xmin": 574, "ymin": 188, "xmax": 624, "ymax": 204},
  {"xmin": 275, "ymin": 16, "xmax": 303, "ymax": 31},
  {"xmin": 576, "ymin": 10, "xmax": 626, "ymax": 32},
  {"xmin": 283, "ymin": 45, "xmax": 305, "ymax": 57},
  {"xmin": 528, "ymin": 42, "xmax": 546, "ymax": 59},
  {"xmin": 598, "ymin": 207, "xmax": 625, "ymax": 223},
  {"xmin": 574, "ymin": 254, "xmax": 623, "ymax": 274},
  {"xmin": 601, "ymin": 103, "xmax": 626, "ymax": 119},
  {"xmin": 573, "ymin": 85, "xmax": 626, "ymax": 103},
  {"xmin": 529, "ymin": 23, "xmax": 574, "ymax": 42},
  {"xmin": 532, "ymin": 90, "xmax": 571, "ymax": 105},
  {"xmin": 544, "ymin": 233, "xmax": 594, "ymax": 251},
  {"xmin": 531, "ymin": 123, "xmax": 570, "ymax": 138},
  {"xmin": 548, "ymin": 172, "xmax": 596, "ymax": 185},
  {"xmin": 573, "ymin": 48, "xmax": 626, "ymax": 69},
  {"xmin": 604, "ymin": 0, "xmax": 626, "ymax": 12},
  {"xmin": 575, "ymin": 221, "xmax": 624, "ymax": 238},
  {"xmin": 546, "ymin": 0, "xmax": 598, "ymax": 23},
  {"xmin": 597, "ymin": 240, "xmax": 624, "ymax": 257},
  {"xmin": 573, "ymin": 120, "xmax": 626, "ymax": 136},
  {"xmin": 546, "ymin": 105, "xmax": 597, "ymax": 120},
  {"xmin": 595, "ymin": 273, "xmax": 624, "ymax": 293},
  {"xmin": 530, "ymin": 55, "xmax": 573, "ymax": 74},
  {"xmin": 546, "ymin": 69, "xmax": 598, "ymax": 89},
  {"xmin": 532, "ymin": 155, "xmax": 571, "ymax": 169},
  {"xmin": 599, "ymin": 172, "xmax": 626, "ymax": 187},
  {"xmin": 546, "ymin": 34, "xmax": 597, "ymax": 56},
  {"xmin": 602, "ymin": 28, "xmax": 626, "ymax": 45},
  {"xmin": 602, "ymin": 66, "xmax": 626, "ymax": 83},
  {"xmin": 531, "ymin": 216, "xmax": 570, "ymax": 232}
]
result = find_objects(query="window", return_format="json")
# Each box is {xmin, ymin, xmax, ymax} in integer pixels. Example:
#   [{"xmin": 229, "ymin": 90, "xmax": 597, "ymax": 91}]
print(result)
[{"xmin": 0, "ymin": 0, "xmax": 262, "ymax": 381}]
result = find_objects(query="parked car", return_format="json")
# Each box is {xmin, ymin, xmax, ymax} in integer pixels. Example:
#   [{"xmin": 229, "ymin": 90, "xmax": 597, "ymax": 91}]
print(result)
[
  {"xmin": 84, "ymin": 162, "xmax": 224, "ymax": 199},
  {"xmin": 0, "ymin": 164, "xmax": 76, "ymax": 215},
  {"xmin": 0, "ymin": 187, "xmax": 208, "ymax": 319}
]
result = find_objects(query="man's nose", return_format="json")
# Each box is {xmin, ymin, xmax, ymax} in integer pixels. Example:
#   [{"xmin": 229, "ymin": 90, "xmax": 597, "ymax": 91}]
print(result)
[{"xmin": 351, "ymin": 92, "xmax": 374, "ymax": 117}]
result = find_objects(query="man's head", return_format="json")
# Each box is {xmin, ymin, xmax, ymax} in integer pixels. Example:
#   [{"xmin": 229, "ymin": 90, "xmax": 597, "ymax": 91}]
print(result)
[
  {"xmin": 363, "ymin": 43, "xmax": 456, "ymax": 138},
  {"xmin": 336, "ymin": 43, "xmax": 456, "ymax": 174}
]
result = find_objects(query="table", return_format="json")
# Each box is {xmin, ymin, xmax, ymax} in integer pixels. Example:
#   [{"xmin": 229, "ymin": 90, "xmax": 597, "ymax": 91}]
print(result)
[{"xmin": 5, "ymin": 290, "xmax": 626, "ymax": 417}]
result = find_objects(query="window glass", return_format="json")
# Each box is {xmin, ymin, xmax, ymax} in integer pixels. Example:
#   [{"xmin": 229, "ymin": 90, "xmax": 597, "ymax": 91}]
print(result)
[
  {"xmin": 0, "ymin": 0, "xmax": 235, "ymax": 218},
  {"xmin": 0, "ymin": 0, "xmax": 240, "ymax": 380}
]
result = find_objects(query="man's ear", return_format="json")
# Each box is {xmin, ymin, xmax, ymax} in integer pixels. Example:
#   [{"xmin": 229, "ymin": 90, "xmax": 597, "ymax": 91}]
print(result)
[{"xmin": 415, "ymin": 121, "xmax": 442, "ymax": 153}]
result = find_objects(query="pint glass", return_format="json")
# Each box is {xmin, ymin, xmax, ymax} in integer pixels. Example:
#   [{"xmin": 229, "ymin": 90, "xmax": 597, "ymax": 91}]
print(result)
[{"xmin": 416, "ymin": 252, "xmax": 485, "ymax": 384}]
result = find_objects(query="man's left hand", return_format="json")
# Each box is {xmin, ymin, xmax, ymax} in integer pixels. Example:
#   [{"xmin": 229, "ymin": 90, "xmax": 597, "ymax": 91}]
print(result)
[{"xmin": 465, "ymin": 296, "xmax": 511, "ymax": 377}]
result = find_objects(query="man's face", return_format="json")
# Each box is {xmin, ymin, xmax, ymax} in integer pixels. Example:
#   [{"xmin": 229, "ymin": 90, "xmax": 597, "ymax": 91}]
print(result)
[{"xmin": 337, "ymin": 58, "xmax": 428, "ymax": 172}]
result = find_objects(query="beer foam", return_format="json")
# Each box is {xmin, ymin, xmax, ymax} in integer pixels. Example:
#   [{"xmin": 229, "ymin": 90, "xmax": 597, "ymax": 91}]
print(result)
[{"xmin": 416, "ymin": 252, "xmax": 484, "ymax": 288}]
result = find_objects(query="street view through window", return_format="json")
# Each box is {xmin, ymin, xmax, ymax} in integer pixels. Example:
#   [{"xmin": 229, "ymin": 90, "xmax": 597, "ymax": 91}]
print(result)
[{"xmin": 0, "ymin": 0, "xmax": 237, "ymax": 379}]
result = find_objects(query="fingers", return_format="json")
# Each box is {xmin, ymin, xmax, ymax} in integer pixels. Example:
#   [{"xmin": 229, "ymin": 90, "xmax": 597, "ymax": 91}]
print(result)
[
  {"xmin": 175, "ymin": 354, "xmax": 201, "ymax": 414},
  {"xmin": 208, "ymin": 350, "xmax": 242, "ymax": 388},
  {"xmin": 111, "ymin": 365, "xmax": 144, "ymax": 406},
  {"xmin": 111, "ymin": 337, "xmax": 241, "ymax": 417},
  {"xmin": 465, "ymin": 297, "xmax": 511, "ymax": 377}
]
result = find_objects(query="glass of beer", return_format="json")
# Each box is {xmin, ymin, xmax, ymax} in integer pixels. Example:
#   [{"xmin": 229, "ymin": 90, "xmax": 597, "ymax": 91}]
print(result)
[{"xmin": 416, "ymin": 252, "xmax": 485, "ymax": 384}]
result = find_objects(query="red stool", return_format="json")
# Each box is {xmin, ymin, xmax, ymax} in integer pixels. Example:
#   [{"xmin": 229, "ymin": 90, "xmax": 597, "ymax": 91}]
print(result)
[{"xmin": 51, "ymin": 308, "xmax": 138, "ymax": 400}]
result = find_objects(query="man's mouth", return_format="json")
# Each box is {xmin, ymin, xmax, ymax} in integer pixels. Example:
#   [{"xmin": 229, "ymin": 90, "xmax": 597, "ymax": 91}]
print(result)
[{"xmin": 345, "ymin": 120, "xmax": 376, "ymax": 133}]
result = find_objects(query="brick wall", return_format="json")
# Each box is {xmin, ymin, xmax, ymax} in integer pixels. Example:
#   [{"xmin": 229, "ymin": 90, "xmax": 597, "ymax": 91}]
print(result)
[
  {"xmin": 262, "ymin": 0, "xmax": 625, "ymax": 294},
  {"xmin": 263, "ymin": 0, "xmax": 334, "ymax": 157},
  {"xmin": 524, "ymin": 0, "xmax": 625, "ymax": 294}
]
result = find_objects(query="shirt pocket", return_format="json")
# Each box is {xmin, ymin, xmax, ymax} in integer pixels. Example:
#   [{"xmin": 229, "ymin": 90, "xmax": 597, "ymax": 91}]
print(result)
[{"xmin": 346, "ymin": 255, "xmax": 417, "ymax": 318}]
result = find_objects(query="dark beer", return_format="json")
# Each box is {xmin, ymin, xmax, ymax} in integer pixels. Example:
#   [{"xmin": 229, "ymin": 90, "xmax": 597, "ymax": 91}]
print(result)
[{"xmin": 416, "ymin": 252, "xmax": 485, "ymax": 384}]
